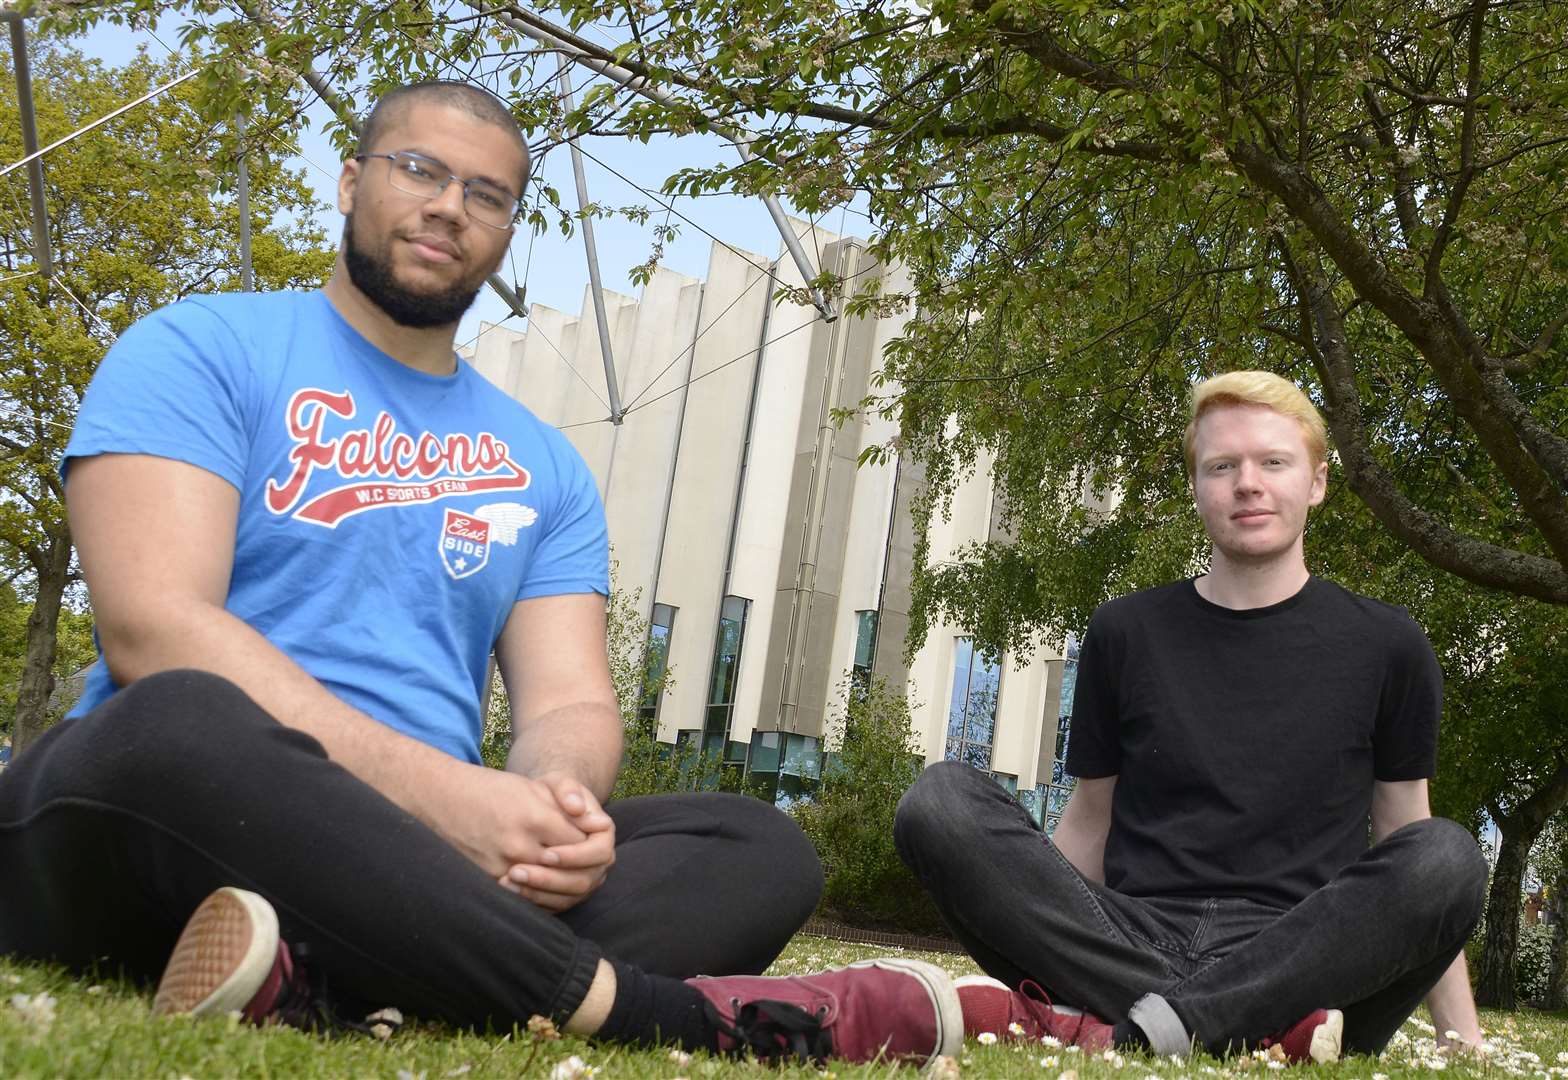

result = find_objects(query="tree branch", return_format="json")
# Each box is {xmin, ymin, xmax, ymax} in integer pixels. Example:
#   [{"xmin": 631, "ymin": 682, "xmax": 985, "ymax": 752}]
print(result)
[
  {"xmin": 1234, "ymin": 146, "xmax": 1568, "ymax": 567},
  {"xmin": 1425, "ymin": 0, "xmax": 1487, "ymax": 286},
  {"xmin": 1276, "ymin": 236, "xmax": 1568, "ymax": 603},
  {"xmin": 1360, "ymin": 85, "xmax": 1423, "ymax": 245}
]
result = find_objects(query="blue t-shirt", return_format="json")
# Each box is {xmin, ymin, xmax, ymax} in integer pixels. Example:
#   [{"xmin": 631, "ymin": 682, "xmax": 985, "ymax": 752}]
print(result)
[{"xmin": 64, "ymin": 290, "xmax": 609, "ymax": 762}]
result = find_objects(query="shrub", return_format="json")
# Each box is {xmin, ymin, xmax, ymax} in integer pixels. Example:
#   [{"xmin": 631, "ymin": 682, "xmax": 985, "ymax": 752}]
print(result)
[
  {"xmin": 791, "ymin": 674, "xmax": 945, "ymax": 934},
  {"xmin": 1518, "ymin": 918, "xmax": 1555, "ymax": 1004}
]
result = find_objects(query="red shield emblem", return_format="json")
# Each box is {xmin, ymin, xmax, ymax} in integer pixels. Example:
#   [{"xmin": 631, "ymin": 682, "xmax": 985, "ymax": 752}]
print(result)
[{"xmin": 439, "ymin": 509, "xmax": 491, "ymax": 580}]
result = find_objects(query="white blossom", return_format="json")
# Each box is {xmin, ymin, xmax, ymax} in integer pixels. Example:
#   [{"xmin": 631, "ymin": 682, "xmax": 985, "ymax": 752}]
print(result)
[{"xmin": 548, "ymin": 1056, "xmax": 597, "ymax": 1080}]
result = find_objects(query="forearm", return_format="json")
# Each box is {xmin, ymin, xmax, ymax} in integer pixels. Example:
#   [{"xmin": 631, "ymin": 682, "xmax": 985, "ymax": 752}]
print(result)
[
  {"xmin": 1426, "ymin": 952, "xmax": 1483, "ymax": 1047},
  {"xmin": 1050, "ymin": 819, "xmax": 1107, "ymax": 883},
  {"xmin": 100, "ymin": 600, "xmax": 462, "ymax": 824},
  {"xmin": 505, "ymin": 701, "xmax": 623, "ymax": 802}
]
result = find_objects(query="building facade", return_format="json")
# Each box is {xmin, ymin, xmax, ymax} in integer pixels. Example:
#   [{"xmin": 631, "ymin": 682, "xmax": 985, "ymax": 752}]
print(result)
[{"xmin": 469, "ymin": 223, "xmax": 1077, "ymax": 827}]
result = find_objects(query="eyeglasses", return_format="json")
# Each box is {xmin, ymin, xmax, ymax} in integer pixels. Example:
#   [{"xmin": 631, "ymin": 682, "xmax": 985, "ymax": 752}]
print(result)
[{"xmin": 354, "ymin": 151, "xmax": 520, "ymax": 230}]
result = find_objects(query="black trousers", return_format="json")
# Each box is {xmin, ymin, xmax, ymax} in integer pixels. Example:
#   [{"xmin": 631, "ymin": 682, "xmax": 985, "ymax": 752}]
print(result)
[
  {"xmin": 895, "ymin": 760, "xmax": 1487, "ymax": 1056},
  {"xmin": 0, "ymin": 670, "xmax": 823, "ymax": 1029}
]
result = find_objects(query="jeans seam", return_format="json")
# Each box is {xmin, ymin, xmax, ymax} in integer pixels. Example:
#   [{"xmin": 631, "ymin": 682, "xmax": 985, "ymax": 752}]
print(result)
[
  {"xmin": 1040, "ymin": 836, "xmax": 1146, "ymax": 950},
  {"xmin": 1188, "ymin": 899, "xmax": 1218, "ymax": 958}
]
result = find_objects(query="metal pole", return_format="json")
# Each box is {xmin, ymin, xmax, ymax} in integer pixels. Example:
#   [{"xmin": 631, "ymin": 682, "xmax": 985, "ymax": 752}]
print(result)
[
  {"xmin": 235, "ymin": 112, "xmax": 254, "ymax": 291},
  {"xmin": 555, "ymin": 56, "xmax": 624, "ymax": 424},
  {"xmin": 478, "ymin": 2, "xmax": 836, "ymax": 322},
  {"xmin": 3, "ymin": 12, "xmax": 52, "ymax": 277}
]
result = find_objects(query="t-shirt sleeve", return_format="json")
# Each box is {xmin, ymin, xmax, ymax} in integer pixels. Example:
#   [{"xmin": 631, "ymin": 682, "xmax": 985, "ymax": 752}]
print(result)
[
  {"xmin": 1372, "ymin": 612, "xmax": 1442, "ymax": 781},
  {"xmin": 515, "ymin": 434, "xmax": 610, "ymax": 600},
  {"xmin": 1065, "ymin": 607, "xmax": 1123, "ymax": 779},
  {"xmin": 63, "ymin": 299, "xmax": 252, "ymax": 490}
]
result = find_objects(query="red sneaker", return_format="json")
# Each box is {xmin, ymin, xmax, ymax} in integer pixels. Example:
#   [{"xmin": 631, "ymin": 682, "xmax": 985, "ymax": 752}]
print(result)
[
  {"xmin": 1260, "ymin": 1008, "xmax": 1343, "ymax": 1063},
  {"xmin": 152, "ymin": 887, "xmax": 398, "ymax": 1037},
  {"xmin": 153, "ymin": 888, "xmax": 297, "ymax": 1021},
  {"xmin": 688, "ymin": 958, "xmax": 962, "ymax": 1066},
  {"xmin": 954, "ymin": 975, "xmax": 1114, "ymax": 1050}
]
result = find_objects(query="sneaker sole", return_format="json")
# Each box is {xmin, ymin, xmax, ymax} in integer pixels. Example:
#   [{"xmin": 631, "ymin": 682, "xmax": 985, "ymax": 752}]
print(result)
[
  {"xmin": 850, "ymin": 958, "xmax": 963, "ymax": 1066},
  {"xmin": 152, "ymin": 887, "xmax": 279, "ymax": 1018},
  {"xmin": 1309, "ymin": 1009, "xmax": 1344, "ymax": 1064}
]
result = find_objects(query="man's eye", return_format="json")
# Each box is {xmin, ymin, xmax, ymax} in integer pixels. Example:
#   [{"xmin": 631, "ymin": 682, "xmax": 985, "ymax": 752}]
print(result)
[
  {"xmin": 469, "ymin": 187, "xmax": 508, "ymax": 211},
  {"xmin": 399, "ymin": 159, "xmax": 437, "ymax": 180}
]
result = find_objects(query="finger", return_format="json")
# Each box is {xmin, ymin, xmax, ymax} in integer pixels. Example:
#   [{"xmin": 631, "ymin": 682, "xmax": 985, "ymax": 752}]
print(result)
[
  {"xmin": 544, "ymin": 776, "xmax": 588, "ymax": 816},
  {"xmin": 538, "ymin": 834, "xmax": 616, "ymax": 869},
  {"xmin": 505, "ymin": 864, "xmax": 603, "ymax": 897}
]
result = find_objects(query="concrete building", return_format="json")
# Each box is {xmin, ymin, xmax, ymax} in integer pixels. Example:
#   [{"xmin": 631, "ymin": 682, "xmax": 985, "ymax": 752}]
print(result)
[{"xmin": 470, "ymin": 223, "xmax": 1078, "ymax": 828}]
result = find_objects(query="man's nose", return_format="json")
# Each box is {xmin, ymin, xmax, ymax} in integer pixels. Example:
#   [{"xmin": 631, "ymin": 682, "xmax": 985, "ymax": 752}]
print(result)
[
  {"xmin": 1234, "ymin": 462, "xmax": 1263, "ymax": 492},
  {"xmin": 423, "ymin": 179, "xmax": 469, "ymax": 223}
]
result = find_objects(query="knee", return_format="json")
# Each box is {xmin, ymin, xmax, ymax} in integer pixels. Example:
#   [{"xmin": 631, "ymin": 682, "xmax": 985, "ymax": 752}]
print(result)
[
  {"xmin": 92, "ymin": 669, "xmax": 301, "ymax": 786},
  {"xmin": 1385, "ymin": 817, "xmax": 1487, "ymax": 933},
  {"xmin": 893, "ymin": 760, "xmax": 993, "ymax": 864},
  {"xmin": 716, "ymin": 794, "xmax": 824, "ymax": 916}
]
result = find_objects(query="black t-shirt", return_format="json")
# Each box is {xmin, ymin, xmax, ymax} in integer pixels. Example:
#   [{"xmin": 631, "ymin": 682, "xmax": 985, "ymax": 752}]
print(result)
[{"xmin": 1064, "ymin": 576, "xmax": 1440, "ymax": 909}]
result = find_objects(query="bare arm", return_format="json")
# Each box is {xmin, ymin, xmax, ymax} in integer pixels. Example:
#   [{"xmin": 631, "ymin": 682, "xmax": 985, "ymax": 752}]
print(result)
[
  {"xmin": 1052, "ymin": 775, "xmax": 1117, "ymax": 883},
  {"xmin": 1372, "ymin": 779, "xmax": 1484, "ymax": 1050},
  {"xmin": 491, "ymin": 592, "xmax": 622, "ymax": 910},
  {"xmin": 68, "ymin": 453, "xmax": 584, "ymax": 876},
  {"xmin": 496, "ymin": 592, "xmax": 623, "ymax": 801}
]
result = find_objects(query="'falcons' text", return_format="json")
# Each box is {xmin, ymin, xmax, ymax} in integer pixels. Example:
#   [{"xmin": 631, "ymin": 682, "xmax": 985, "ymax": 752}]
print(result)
[{"xmin": 265, "ymin": 388, "xmax": 531, "ymax": 527}]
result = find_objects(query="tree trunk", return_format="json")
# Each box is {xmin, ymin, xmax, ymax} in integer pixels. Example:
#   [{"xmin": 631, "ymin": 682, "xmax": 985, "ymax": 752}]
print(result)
[
  {"xmin": 10, "ymin": 527, "xmax": 71, "ymax": 757},
  {"xmin": 1475, "ymin": 759, "xmax": 1568, "ymax": 1008},
  {"xmin": 1476, "ymin": 826, "xmax": 1532, "ymax": 1009}
]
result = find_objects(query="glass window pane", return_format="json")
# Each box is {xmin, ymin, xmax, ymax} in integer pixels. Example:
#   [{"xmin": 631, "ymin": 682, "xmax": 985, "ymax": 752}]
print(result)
[
  {"xmin": 962, "ymin": 742, "xmax": 992, "ymax": 770},
  {"xmin": 854, "ymin": 610, "xmax": 879, "ymax": 670}
]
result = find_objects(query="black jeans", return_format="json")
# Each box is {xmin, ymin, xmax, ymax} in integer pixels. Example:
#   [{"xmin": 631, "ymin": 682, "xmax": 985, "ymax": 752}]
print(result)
[
  {"xmin": 0, "ymin": 670, "xmax": 823, "ymax": 1029},
  {"xmin": 894, "ymin": 760, "xmax": 1487, "ymax": 1056}
]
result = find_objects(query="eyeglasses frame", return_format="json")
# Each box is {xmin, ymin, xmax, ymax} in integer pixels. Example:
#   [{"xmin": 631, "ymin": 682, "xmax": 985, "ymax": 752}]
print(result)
[{"xmin": 353, "ymin": 150, "xmax": 521, "ymax": 230}]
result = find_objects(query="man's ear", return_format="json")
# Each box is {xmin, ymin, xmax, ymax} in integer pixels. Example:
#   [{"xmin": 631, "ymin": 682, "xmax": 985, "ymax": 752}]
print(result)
[
  {"xmin": 337, "ymin": 158, "xmax": 361, "ymax": 216},
  {"xmin": 1308, "ymin": 459, "xmax": 1328, "ymax": 507}
]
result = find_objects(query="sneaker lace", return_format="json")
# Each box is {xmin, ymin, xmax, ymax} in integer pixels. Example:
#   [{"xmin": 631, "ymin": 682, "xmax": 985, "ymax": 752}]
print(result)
[
  {"xmin": 702, "ymin": 998, "xmax": 833, "ymax": 1063},
  {"xmin": 273, "ymin": 943, "xmax": 404, "ymax": 1039},
  {"xmin": 1017, "ymin": 980, "xmax": 1095, "ymax": 1046}
]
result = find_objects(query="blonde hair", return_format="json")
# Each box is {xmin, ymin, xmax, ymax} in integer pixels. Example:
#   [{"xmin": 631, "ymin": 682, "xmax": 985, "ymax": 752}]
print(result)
[{"xmin": 1183, "ymin": 371, "xmax": 1328, "ymax": 477}]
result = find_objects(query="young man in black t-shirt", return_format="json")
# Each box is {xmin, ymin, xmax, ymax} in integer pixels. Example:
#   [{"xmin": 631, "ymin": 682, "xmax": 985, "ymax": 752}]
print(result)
[{"xmin": 894, "ymin": 371, "xmax": 1487, "ymax": 1061}]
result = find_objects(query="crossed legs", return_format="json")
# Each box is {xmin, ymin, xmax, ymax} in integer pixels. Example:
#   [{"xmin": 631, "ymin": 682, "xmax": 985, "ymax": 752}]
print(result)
[{"xmin": 894, "ymin": 760, "xmax": 1486, "ymax": 1056}]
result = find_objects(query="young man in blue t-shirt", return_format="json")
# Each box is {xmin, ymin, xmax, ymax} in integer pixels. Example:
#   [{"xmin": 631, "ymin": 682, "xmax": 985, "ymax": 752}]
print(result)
[
  {"xmin": 894, "ymin": 371, "xmax": 1488, "ymax": 1062},
  {"xmin": 0, "ymin": 80, "xmax": 961, "ymax": 1066}
]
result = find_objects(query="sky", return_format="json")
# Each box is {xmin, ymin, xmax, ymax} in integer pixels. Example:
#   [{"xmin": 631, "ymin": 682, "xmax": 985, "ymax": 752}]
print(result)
[{"xmin": 64, "ymin": 11, "xmax": 870, "ymax": 365}]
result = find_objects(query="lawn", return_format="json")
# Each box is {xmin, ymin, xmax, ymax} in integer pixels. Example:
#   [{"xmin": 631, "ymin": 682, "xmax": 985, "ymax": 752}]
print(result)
[{"xmin": 3, "ymin": 935, "xmax": 1565, "ymax": 1078}]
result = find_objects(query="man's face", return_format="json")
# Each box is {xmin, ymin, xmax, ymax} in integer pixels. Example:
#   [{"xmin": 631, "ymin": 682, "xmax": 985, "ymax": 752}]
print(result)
[
  {"xmin": 1190, "ymin": 403, "xmax": 1328, "ymax": 566},
  {"xmin": 337, "ymin": 101, "xmax": 526, "ymax": 328}
]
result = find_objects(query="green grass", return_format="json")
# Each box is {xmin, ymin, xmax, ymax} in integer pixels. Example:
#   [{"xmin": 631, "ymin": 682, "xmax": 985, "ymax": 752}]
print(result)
[{"xmin": 3, "ymin": 936, "xmax": 1565, "ymax": 1078}]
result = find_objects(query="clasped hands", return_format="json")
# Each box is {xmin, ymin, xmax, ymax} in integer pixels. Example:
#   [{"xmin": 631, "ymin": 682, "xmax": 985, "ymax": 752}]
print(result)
[
  {"xmin": 497, "ymin": 773, "xmax": 616, "ymax": 912},
  {"xmin": 442, "ymin": 766, "xmax": 616, "ymax": 912}
]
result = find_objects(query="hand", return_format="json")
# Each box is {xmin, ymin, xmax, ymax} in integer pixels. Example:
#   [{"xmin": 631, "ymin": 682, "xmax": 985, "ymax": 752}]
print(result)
[
  {"xmin": 426, "ymin": 762, "xmax": 589, "ymax": 878},
  {"xmin": 498, "ymin": 775, "xmax": 616, "ymax": 912}
]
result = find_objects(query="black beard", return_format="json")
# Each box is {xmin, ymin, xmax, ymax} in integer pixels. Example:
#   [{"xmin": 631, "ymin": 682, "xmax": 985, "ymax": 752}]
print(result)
[{"xmin": 342, "ymin": 213, "xmax": 483, "ymax": 329}]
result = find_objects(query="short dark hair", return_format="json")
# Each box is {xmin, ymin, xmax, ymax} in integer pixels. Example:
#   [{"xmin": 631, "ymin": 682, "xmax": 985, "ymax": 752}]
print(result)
[{"xmin": 358, "ymin": 81, "xmax": 530, "ymax": 194}]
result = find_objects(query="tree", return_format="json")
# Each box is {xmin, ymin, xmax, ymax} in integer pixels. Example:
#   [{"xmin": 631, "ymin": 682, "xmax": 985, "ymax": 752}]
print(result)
[{"xmin": 1, "ymin": 38, "xmax": 334, "ymax": 755}]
